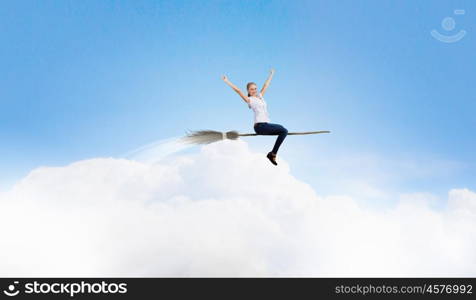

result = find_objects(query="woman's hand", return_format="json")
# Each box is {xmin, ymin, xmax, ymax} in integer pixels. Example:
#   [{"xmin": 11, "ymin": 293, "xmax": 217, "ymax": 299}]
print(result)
[
  {"xmin": 222, "ymin": 75, "xmax": 228, "ymax": 82},
  {"xmin": 269, "ymin": 68, "xmax": 275, "ymax": 75}
]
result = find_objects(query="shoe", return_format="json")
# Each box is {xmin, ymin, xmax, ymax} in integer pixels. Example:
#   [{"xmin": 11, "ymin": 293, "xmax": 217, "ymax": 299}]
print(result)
[{"xmin": 267, "ymin": 152, "xmax": 277, "ymax": 165}]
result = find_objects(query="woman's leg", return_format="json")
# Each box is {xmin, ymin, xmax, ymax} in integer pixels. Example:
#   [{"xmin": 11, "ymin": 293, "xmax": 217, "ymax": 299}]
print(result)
[
  {"xmin": 269, "ymin": 123, "xmax": 288, "ymax": 154},
  {"xmin": 254, "ymin": 123, "xmax": 288, "ymax": 154}
]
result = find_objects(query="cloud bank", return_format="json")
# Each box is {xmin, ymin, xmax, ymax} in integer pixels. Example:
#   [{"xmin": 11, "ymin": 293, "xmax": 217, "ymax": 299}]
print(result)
[{"xmin": 1, "ymin": 140, "xmax": 475, "ymax": 276}]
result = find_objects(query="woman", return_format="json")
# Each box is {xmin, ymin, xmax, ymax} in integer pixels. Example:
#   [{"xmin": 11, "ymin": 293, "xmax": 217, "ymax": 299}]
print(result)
[{"xmin": 222, "ymin": 69, "xmax": 288, "ymax": 166}]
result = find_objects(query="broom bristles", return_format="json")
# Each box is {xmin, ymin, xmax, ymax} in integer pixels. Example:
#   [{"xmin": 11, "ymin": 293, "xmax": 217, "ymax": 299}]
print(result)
[{"xmin": 179, "ymin": 130, "xmax": 239, "ymax": 145}]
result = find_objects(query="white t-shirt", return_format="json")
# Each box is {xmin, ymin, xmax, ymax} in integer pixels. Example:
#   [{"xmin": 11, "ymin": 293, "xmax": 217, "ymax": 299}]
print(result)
[{"xmin": 248, "ymin": 92, "xmax": 270, "ymax": 124}]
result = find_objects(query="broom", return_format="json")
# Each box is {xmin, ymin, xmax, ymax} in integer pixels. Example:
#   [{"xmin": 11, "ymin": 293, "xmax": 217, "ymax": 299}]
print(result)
[{"xmin": 179, "ymin": 129, "xmax": 331, "ymax": 145}]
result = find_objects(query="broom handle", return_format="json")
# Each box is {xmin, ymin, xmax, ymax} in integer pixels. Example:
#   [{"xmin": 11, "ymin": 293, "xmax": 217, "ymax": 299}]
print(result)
[{"xmin": 239, "ymin": 131, "xmax": 331, "ymax": 136}]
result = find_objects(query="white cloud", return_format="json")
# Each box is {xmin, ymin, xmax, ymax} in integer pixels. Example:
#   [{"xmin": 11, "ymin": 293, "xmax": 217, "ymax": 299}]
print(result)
[{"xmin": 0, "ymin": 139, "xmax": 475, "ymax": 277}]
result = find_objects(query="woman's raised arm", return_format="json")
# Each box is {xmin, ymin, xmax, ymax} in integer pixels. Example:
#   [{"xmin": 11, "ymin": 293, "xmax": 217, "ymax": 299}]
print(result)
[
  {"xmin": 260, "ymin": 68, "xmax": 275, "ymax": 96},
  {"xmin": 222, "ymin": 75, "xmax": 250, "ymax": 104}
]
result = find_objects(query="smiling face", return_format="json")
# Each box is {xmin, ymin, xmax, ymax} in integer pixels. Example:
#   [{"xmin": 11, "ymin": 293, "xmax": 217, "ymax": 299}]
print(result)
[{"xmin": 246, "ymin": 82, "xmax": 258, "ymax": 97}]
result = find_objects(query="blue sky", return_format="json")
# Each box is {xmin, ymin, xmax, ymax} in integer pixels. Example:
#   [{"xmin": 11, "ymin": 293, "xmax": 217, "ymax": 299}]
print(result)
[{"xmin": 1, "ymin": 0, "xmax": 475, "ymax": 203}]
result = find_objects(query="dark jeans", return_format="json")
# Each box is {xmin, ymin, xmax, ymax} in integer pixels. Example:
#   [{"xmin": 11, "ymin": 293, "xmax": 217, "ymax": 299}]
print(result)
[{"xmin": 254, "ymin": 122, "xmax": 288, "ymax": 154}]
